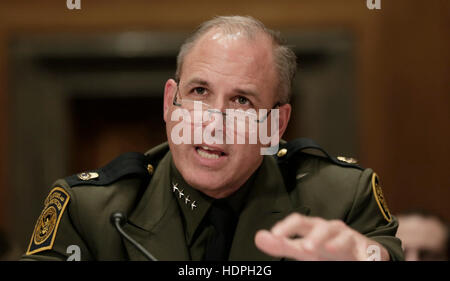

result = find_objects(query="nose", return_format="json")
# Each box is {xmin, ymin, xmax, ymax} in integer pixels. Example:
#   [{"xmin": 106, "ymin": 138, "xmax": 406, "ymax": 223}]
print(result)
[
  {"xmin": 209, "ymin": 98, "xmax": 227, "ymax": 114},
  {"xmin": 199, "ymin": 108, "xmax": 225, "ymax": 145},
  {"xmin": 202, "ymin": 96, "xmax": 227, "ymax": 126}
]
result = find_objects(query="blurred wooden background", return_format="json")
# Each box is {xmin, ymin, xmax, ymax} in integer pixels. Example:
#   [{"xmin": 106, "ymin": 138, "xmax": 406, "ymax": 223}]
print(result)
[{"xmin": 0, "ymin": 0, "xmax": 448, "ymax": 256}]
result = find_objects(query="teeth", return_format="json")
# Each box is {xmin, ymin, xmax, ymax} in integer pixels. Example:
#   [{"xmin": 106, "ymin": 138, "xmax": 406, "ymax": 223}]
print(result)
[
  {"xmin": 202, "ymin": 146, "xmax": 211, "ymax": 151},
  {"xmin": 197, "ymin": 148, "xmax": 220, "ymax": 159}
]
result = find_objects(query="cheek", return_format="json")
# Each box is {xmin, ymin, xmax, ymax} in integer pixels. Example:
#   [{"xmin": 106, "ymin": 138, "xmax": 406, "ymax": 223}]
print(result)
[
  {"xmin": 166, "ymin": 120, "xmax": 191, "ymax": 160},
  {"xmin": 229, "ymin": 144, "xmax": 262, "ymax": 166},
  {"xmin": 170, "ymin": 144, "xmax": 194, "ymax": 178}
]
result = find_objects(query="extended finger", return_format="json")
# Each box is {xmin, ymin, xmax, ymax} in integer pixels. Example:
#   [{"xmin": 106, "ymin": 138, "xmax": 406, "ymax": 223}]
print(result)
[
  {"xmin": 301, "ymin": 220, "xmax": 341, "ymax": 253},
  {"xmin": 255, "ymin": 229, "xmax": 317, "ymax": 260}
]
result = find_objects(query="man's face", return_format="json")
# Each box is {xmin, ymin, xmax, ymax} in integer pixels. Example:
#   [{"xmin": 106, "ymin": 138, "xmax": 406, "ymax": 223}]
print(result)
[
  {"xmin": 163, "ymin": 29, "xmax": 290, "ymax": 198},
  {"xmin": 397, "ymin": 215, "xmax": 448, "ymax": 261}
]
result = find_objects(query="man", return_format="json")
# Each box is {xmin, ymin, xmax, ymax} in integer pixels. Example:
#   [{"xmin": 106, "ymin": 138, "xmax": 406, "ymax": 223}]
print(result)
[
  {"xmin": 397, "ymin": 211, "xmax": 448, "ymax": 261},
  {"xmin": 22, "ymin": 16, "xmax": 403, "ymax": 261}
]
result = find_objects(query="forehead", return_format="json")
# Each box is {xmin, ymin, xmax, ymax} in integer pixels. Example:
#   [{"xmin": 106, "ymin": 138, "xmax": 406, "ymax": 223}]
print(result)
[{"xmin": 181, "ymin": 28, "xmax": 278, "ymax": 91}]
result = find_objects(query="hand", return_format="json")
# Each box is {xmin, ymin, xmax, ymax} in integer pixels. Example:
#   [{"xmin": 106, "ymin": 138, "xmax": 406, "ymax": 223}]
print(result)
[{"xmin": 254, "ymin": 213, "xmax": 389, "ymax": 261}]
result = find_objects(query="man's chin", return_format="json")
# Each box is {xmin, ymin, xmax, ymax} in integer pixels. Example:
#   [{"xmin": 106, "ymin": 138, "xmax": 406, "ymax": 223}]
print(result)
[
  {"xmin": 183, "ymin": 173, "xmax": 233, "ymax": 198},
  {"xmin": 185, "ymin": 173, "xmax": 224, "ymax": 190}
]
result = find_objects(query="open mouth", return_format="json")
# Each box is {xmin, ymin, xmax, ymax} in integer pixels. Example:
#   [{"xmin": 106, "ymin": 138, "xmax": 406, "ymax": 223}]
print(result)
[{"xmin": 195, "ymin": 145, "xmax": 226, "ymax": 160}]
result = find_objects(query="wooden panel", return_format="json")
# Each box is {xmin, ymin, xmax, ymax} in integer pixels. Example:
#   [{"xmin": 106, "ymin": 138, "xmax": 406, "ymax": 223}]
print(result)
[
  {"xmin": 0, "ymin": 34, "xmax": 7, "ymax": 228},
  {"xmin": 360, "ymin": 0, "xmax": 450, "ymax": 219}
]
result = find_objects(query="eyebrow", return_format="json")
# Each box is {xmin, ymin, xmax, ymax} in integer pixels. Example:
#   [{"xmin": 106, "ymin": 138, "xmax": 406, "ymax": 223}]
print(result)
[
  {"xmin": 184, "ymin": 78, "xmax": 210, "ymax": 88},
  {"xmin": 183, "ymin": 77, "xmax": 261, "ymax": 102},
  {"xmin": 234, "ymin": 88, "xmax": 260, "ymax": 102}
]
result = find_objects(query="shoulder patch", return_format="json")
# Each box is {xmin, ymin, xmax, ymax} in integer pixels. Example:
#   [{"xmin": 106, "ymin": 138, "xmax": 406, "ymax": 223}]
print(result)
[
  {"xmin": 371, "ymin": 173, "xmax": 392, "ymax": 222},
  {"xmin": 26, "ymin": 187, "xmax": 70, "ymax": 255}
]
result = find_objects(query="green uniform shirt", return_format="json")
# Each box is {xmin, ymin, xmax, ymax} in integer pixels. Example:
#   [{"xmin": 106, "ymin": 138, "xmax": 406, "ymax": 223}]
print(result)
[
  {"xmin": 171, "ymin": 158, "xmax": 254, "ymax": 260},
  {"xmin": 21, "ymin": 140, "xmax": 404, "ymax": 261}
]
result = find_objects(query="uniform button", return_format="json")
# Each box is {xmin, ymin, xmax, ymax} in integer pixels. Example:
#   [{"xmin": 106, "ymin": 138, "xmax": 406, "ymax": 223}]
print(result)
[
  {"xmin": 337, "ymin": 156, "xmax": 358, "ymax": 164},
  {"xmin": 147, "ymin": 164, "xmax": 154, "ymax": 175},
  {"xmin": 277, "ymin": 148, "xmax": 288, "ymax": 157},
  {"xmin": 77, "ymin": 172, "xmax": 99, "ymax": 181}
]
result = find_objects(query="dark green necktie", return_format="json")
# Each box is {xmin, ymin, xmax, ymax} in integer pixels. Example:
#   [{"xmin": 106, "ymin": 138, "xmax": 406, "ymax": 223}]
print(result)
[{"xmin": 204, "ymin": 200, "xmax": 237, "ymax": 261}]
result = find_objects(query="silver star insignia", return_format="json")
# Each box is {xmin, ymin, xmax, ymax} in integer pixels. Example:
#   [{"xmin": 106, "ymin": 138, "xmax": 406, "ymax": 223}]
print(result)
[
  {"xmin": 191, "ymin": 201, "xmax": 197, "ymax": 210},
  {"xmin": 296, "ymin": 173, "xmax": 309, "ymax": 180},
  {"xmin": 172, "ymin": 183, "xmax": 179, "ymax": 193},
  {"xmin": 178, "ymin": 189, "xmax": 184, "ymax": 199},
  {"xmin": 184, "ymin": 195, "xmax": 191, "ymax": 205}
]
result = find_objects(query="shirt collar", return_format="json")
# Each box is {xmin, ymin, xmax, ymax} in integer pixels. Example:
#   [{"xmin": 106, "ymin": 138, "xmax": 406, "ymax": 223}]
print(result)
[
  {"xmin": 170, "ymin": 159, "xmax": 213, "ymax": 245},
  {"xmin": 170, "ymin": 159, "xmax": 257, "ymax": 246}
]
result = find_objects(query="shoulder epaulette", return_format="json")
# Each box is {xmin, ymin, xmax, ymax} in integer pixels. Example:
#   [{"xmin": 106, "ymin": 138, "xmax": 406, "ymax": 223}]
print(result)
[
  {"xmin": 65, "ymin": 152, "xmax": 152, "ymax": 187},
  {"xmin": 275, "ymin": 138, "xmax": 364, "ymax": 170}
]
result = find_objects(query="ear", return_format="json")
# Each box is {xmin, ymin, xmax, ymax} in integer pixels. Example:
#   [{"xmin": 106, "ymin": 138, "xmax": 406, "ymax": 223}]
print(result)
[
  {"xmin": 277, "ymin": 103, "xmax": 291, "ymax": 139},
  {"xmin": 163, "ymin": 79, "xmax": 177, "ymax": 122}
]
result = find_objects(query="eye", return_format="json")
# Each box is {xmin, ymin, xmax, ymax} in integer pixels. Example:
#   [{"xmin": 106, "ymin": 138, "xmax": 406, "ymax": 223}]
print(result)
[
  {"xmin": 235, "ymin": 96, "xmax": 251, "ymax": 105},
  {"xmin": 192, "ymin": 87, "xmax": 207, "ymax": 95}
]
